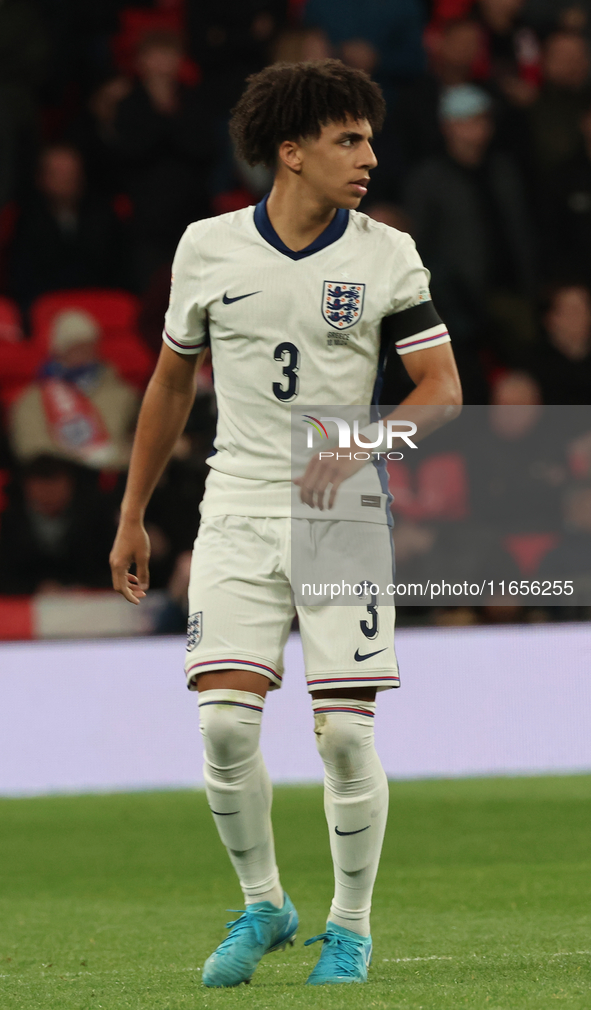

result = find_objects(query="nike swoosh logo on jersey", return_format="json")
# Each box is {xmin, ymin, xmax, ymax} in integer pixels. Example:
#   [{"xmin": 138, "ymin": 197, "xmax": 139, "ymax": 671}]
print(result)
[
  {"xmin": 354, "ymin": 647, "xmax": 387, "ymax": 662},
  {"xmin": 335, "ymin": 825, "xmax": 370, "ymax": 836},
  {"xmin": 222, "ymin": 290, "xmax": 262, "ymax": 304},
  {"xmin": 210, "ymin": 809, "xmax": 239, "ymax": 815}
]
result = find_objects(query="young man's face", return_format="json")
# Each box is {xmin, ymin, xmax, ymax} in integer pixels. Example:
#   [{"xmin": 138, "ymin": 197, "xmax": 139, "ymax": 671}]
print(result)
[{"xmin": 295, "ymin": 116, "xmax": 378, "ymax": 209}]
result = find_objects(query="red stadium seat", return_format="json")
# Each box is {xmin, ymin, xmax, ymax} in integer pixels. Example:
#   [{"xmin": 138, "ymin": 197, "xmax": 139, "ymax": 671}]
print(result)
[
  {"xmin": 31, "ymin": 289, "xmax": 138, "ymax": 342},
  {"xmin": 0, "ymin": 341, "xmax": 40, "ymax": 388},
  {"xmin": 0, "ymin": 297, "xmax": 23, "ymax": 344},
  {"xmin": 0, "ymin": 597, "xmax": 33, "ymax": 640},
  {"xmin": 29, "ymin": 289, "xmax": 156, "ymax": 390},
  {"xmin": 212, "ymin": 189, "xmax": 256, "ymax": 216},
  {"xmin": 388, "ymin": 453, "xmax": 469, "ymax": 521},
  {"xmin": 113, "ymin": 6, "xmax": 200, "ymax": 85},
  {"xmin": 502, "ymin": 534, "xmax": 560, "ymax": 577},
  {"xmin": 288, "ymin": 0, "xmax": 308, "ymax": 22},
  {"xmin": 430, "ymin": 0, "xmax": 474, "ymax": 20},
  {"xmin": 0, "ymin": 341, "xmax": 42, "ymax": 411}
]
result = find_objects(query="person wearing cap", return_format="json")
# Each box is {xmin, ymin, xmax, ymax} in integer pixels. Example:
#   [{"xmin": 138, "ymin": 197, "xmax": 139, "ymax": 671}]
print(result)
[
  {"xmin": 9, "ymin": 308, "xmax": 140, "ymax": 469},
  {"xmin": 404, "ymin": 83, "xmax": 536, "ymax": 390}
]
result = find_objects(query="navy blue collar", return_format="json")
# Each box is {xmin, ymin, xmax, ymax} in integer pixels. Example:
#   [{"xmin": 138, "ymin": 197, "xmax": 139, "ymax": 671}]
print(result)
[{"xmin": 253, "ymin": 194, "xmax": 349, "ymax": 260}]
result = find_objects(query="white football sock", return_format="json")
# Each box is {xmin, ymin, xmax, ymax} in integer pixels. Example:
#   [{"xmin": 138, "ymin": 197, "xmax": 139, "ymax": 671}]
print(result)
[
  {"xmin": 312, "ymin": 697, "xmax": 389, "ymax": 937},
  {"xmin": 198, "ymin": 689, "xmax": 283, "ymax": 908}
]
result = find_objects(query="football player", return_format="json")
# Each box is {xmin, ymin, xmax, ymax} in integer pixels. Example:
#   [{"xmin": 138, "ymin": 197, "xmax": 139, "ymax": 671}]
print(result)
[{"xmin": 110, "ymin": 59, "xmax": 461, "ymax": 987}]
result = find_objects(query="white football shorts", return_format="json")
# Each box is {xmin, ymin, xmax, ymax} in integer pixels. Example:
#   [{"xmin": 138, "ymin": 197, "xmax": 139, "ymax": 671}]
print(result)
[{"xmin": 184, "ymin": 514, "xmax": 399, "ymax": 693}]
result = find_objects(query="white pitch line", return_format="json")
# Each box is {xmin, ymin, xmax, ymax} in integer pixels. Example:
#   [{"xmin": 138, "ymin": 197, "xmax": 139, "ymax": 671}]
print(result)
[
  {"xmin": 382, "ymin": 951, "xmax": 591, "ymax": 963},
  {"xmin": 383, "ymin": 956, "xmax": 453, "ymax": 963},
  {"xmin": 2, "ymin": 952, "xmax": 590, "ymax": 984}
]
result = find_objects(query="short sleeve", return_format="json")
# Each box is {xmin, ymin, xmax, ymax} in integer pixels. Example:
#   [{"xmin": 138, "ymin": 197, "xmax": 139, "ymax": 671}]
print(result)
[
  {"xmin": 162, "ymin": 227, "xmax": 208, "ymax": 355},
  {"xmin": 386, "ymin": 233, "xmax": 451, "ymax": 357}
]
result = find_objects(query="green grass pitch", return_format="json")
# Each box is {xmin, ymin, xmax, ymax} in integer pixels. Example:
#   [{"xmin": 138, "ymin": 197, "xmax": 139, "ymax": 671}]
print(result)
[{"xmin": 1, "ymin": 777, "xmax": 590, "ymax": 1009}]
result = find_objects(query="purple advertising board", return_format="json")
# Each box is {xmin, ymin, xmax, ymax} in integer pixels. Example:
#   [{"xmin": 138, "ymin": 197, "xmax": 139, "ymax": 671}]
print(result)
[{"xmin": 1, "ymin": 625, "xmax": 590, "ymax": 796}]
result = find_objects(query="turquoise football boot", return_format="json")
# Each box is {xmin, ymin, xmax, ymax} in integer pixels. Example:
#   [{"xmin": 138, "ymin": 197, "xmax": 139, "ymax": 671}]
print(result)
[
  {"xmin": 202, "ymin": 892, "xmax": 298, "ymax": 987},
  {"xmin": 304, "ymin": 921, "xmax": 372, "ymax": 984}
]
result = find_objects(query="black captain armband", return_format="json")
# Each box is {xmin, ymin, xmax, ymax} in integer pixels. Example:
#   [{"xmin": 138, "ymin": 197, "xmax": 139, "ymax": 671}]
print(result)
[{"xmin": 381, "ymin": 302, "xmax": 450, "ymax": 357}]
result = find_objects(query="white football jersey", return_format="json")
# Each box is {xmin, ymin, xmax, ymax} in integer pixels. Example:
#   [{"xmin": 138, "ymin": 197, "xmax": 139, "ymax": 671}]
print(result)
[{"xmin": 163, "ymin": 197, "xmax": 451, "ymax": 518}]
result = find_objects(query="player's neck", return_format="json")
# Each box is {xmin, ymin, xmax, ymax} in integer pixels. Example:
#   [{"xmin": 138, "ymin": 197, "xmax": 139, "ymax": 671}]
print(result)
[{"xmin": 266, "ymin": 180, "xmax": 337, "ymax": 252}]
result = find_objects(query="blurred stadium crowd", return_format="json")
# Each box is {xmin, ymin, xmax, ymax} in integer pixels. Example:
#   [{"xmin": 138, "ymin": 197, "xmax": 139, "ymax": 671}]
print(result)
[{"xmin": 1, "ymin": 0, "xmax": 591, "ymax": 632}]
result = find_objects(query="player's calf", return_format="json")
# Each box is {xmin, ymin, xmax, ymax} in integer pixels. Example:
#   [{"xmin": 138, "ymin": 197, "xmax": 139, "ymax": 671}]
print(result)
[
  {"xmin": 313, "ymin": 696, "xmax": 388, "ymax": 942},
  {"xmin": 198, "ymin": 688, "xmax": 283, "ymax": 907}
]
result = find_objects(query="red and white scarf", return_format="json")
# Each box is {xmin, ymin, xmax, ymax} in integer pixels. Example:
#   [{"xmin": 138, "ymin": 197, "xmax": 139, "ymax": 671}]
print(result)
[{"xmin": 41, "ymin": 378, "xmax": 115, "ymax": 465}]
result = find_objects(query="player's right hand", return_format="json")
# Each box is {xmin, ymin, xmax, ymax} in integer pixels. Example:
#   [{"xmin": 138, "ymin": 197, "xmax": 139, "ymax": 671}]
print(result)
[{"xmin": 110, "ymin": 518, "xmax": 151, "ymax": 605}]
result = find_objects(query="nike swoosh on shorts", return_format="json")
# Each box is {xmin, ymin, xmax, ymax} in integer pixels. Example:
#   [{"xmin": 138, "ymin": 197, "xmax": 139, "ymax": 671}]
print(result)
[{"xmin": 353, "ymin": 647, "xmax": 387, "ymax": 662}]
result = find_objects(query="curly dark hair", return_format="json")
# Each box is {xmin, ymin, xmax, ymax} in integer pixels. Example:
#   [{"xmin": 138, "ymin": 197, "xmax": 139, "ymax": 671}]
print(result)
[{"xmin": 230, "ymin": 59, "xmax": 386, "ymax": 168}]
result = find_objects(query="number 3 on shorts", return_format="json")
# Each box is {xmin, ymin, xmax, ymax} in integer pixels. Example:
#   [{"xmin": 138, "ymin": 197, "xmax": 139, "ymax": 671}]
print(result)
[{"xmin": 360, "ymin": 597, "xmax": 379, "ymax": 640}]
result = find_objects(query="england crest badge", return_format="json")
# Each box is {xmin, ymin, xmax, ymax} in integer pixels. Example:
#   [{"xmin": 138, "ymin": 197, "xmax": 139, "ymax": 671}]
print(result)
[
  {"xmin": 322, "ymin": 281, "xmax": 365, "ymax": 330},
  {"xmin": 186, "ymin": 611, "xmax": 202, "ymax": 651}
]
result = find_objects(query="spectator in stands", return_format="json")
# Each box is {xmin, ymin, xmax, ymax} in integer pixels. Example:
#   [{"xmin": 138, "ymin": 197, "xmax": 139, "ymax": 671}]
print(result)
[
  {"xmin": 9, "ymin": 308, "xmax": 139, "ymax": 469},
  {"xmin": 539, "ymin": 479, "xmax": 591, "ymax": 584},
  {"xmin": 388, "ymin": 421, "xmax": 471, "ymax": 589},
  {"xmin": 461, "ymin": 371, "xmax": 568, "ymax": 590},
  {"xmin": 472, "ymin": 370, "xmax": 566, "ymax": 536},
  {"xmin": 533, "ymin": 284, "xmax": 591, "ymax": 403},
  {"xmin": 528, "ymin": 31, "xmax": 591, "ymax": 178},
  {"xmin": 481, "ymin": 369, "xmax": 591, "ymax": 603},
  {"xmin": 303, "ymin": 0, "xmax": 426, "ymax": 100},
  {"xmin": 68, "ymin": 75, "xmax": 132, "ymax": 198},
  {"xmin": 143, "ymin": 449, "xmax": 209, "ymax": 590},
  {"xmin": 489, "ymin": 368, "xmax": 542, "ymax": 409},
  {"xmin": 186, "ymin": 1, "xmax": 287, "ymax": 117},
  {"xmin": 272, "ymin": 26, "xmax": 331, "ymax": 65},
  {"xmin": 544, "ymin": 99, "xmax": 591, "ymax": 284},
  {"xmin": 522, "ymin": 0, "xmax": 588, "ymax": 36},
  {"xmin": 0, "ymin": 454, "xmax": 114, "ymax": 594},
  {"xmin": 396, "ymin": 18, "xmax": 483, "ymax": 171},
  {"xmin": 323, "ymin": 0, "xmax": 428, "ymax": 200},
  {"xmin": 11, "ymin": 144, "xmax": 128, "ymax": 313},
  {"xmin": 466, "ymin": 1, "xmax": 543, "ymax": 174},
  {"xmin": 0, "ymin": 0, "xmax": 48, "ymax": 207},
  {"xmin": 113, "ymin": 29, "xmax": 215, "ymax": 291},
  {"xmin": 390, "ymin": 370, "xmax": 574, "ymax": 615},
  {"xmin": 475, "ymin": 0, "xmax": 541, "ymax": 108},
  {"xmin": 404, "ymin": 84, "xmax": 536, "ymax": 361},
  {"xmin": 364, "ymin": 203, "xmax": 413, "ymax": 232},
  {"xmin": 31, "ymin": 0, "xmax": 122, "ymax": 108}
]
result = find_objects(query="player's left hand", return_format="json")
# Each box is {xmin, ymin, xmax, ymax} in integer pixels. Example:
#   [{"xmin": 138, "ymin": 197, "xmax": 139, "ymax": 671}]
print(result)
[{"xmin": 294, "ymin": 450, "xmax": 368, "ymax": 510}]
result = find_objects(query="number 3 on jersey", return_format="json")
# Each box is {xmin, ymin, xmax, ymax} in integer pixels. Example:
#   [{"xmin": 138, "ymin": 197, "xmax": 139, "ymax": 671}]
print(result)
[{"xmin": 273, "ymin": 341, "xmax": 300, "ymax": 401}]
